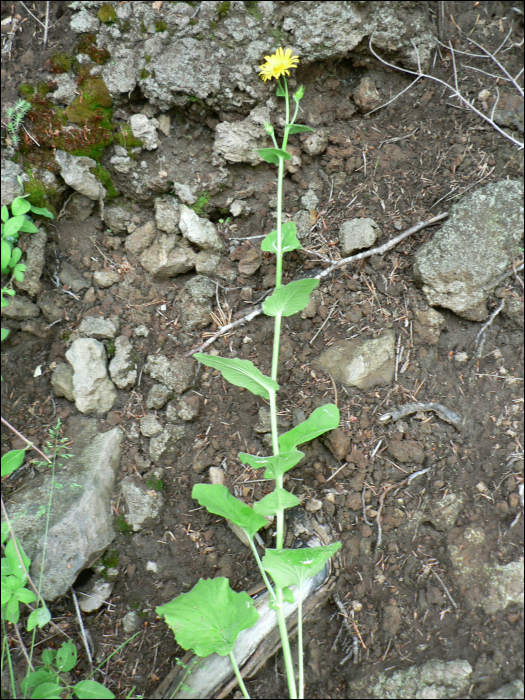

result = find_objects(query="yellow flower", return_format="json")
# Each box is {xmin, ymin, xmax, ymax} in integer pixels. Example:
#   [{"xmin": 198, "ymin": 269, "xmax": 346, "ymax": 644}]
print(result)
[{"xmin": 258, "ymin": 47, "xmax": 299, "ymax": 82}]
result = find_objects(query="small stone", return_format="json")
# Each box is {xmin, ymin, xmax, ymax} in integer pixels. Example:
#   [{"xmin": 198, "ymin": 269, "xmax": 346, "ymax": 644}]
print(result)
[
  {"xmin": 209, "ymin": 466, "xmax": 225, "ymax": 485},
  {"xmin": 122, "ymin": 610, "xmax": 141, "ymax": 634},
  {"xmin": 387, "ymin": 439, "xmax": 425, "ymax": 464},
  {"xmin": 83, "ymin": 287, "xmax": 97, "ymax": 305},
  {"xmin": 240, "ymin": 287, "xmax": 253, "ymax": 301},
  {"xmin": 176, "ymin": 394, "xmax": 200, "ymax": 421},
  {"xmin": 146, "ymin": 384, "xmax": 170, "ymax": 410},
  {"xmin": 305, "ymin": 498, "xmax": 323, "ymax": 512},
  {"xmin": 324, "ymin": 428, "xmax": 351, "ymax": 461},
  {"xmin": 193, "ymin": 452, "xmax": 214, "ymax": 474},
  {"xmin": 134, "ymin": 325, "xmax": 149, "ymax": 337},
  {"xmin": 345, "ymin": 492, "xmax": 362, "ymax": 511},
  {"xmin": 238, "ymin": 248, "xmax": 261, "ymax": 276},
  {"xmin": 381, "ymin": 604, "xmax": 402, "ymax": 636},
  {"xmin": 140, "ymin": 415, "xmax": 164, "ymax": 438},
  {"xmin": 339, "ymin": 218, "xmax": 378, "ymax": 256}
]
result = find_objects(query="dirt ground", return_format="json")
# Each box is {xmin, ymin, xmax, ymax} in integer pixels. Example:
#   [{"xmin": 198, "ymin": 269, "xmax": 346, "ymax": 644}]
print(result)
[{"xmin": 1, "ymin": 2, "xmax": 524, "ymax": 699}]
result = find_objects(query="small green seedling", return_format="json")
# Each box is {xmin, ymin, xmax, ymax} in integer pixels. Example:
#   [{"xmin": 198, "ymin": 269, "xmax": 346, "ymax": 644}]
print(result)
[
  {"xmin": 21, "ymin": 640, "xmax": 116, "ymax": 699},
  {"xmin": 3, "ymin": 99, "xmax": 31, "ymax": 148},
  {"xmin": 1, "ymin": 182, "xmax": 53, "ymax": 342},
  {"xmin": 157, "ymin": 48, "xmax": 340, "ymax": 700}
]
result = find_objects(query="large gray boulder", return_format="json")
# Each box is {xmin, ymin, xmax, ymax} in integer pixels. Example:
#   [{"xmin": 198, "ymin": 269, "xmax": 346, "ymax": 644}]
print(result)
[
  {"xmin": 413, "ymin": 181, "xmax": 524, "ymax": 321},
  {"xmin": 2, "ymin": 417, "xmax": 122, "ymax": 601}
]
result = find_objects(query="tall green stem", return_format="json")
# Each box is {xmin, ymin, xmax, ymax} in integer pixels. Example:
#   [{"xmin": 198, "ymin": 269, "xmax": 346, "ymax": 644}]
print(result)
[
  {"xmin": 297, "ymin": 584, "xmax": 304, "ymax": 699},
  {"xmin": 276, "ymin": 588, "xmax": 297, "ymax": 700},
  {"xmin": 229, "ymin": 651, "xmax": 250, "ymax": 699}
]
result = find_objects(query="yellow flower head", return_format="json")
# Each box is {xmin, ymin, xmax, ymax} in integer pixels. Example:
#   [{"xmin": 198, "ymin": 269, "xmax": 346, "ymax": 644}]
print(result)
[{"xmin": 258, "ymin": 47, "xmax": 299, "ymax": 82}]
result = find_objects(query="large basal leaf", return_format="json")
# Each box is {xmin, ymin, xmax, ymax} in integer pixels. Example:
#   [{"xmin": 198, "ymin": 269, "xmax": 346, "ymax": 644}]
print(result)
[
  {"xmin": 1, "ymin": 449, "xmax": 26, "ymax": 478},
  {"xmin": 287, "ymin": 124, "xmax": 315, "ymax": 134},
  {"xmin": 238, "ymin": 449, "xmax": 304, "ymax": 479},
  {"xmin": 73, "ymin": 680, "xmax": 116, "ymax": 699},
  {"xmin": 18, "ymin": 218, "xmax": 39, "ymax": 234},
  {"xmin": 279, "ymin": 404, "xmax": 340, "ymax": 452},
  {"xmin": 261, "ymin": 221, "xmax": 301, "ymax": 255},
  {"xmin": 3, "ymin": 215, "xmax": 26, "ymax": 237},
  {"xmin": 257, "ymin": 147, "xmax": 292, "ymax": 165},
  {"xmin": 262, "ymin": 278, "xmax": 319, "ymax": 318},
  {"xmin": 253, "ymin": 488, "xmax": 300, "ymax": 517},
  {"xmin": 4, "ymin": 536, "xmax": 30, "ymax": 583},
  {"xmin": 29, "ymin": 204, "xmax": 54, "ymax": 218},
  {"xmin": 192, "ymin": 484, "xmax": 267, "ymax": 539},
  {"xmin": 194, "ymin": 353, "xmax": 279, "ymax": 400},
  {"xmin": 262, "ymin": 543, "xmax": 341, "ymax": 588},
  {"xmin": 156, "ymin": 578, "xmax": 260, "ymax": 657}
]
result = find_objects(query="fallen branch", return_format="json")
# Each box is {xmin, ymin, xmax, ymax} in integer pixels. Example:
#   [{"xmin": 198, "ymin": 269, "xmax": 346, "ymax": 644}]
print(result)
[{"xmin": 186, "ymin": 213, "xmax": 448, "ymax": 356}]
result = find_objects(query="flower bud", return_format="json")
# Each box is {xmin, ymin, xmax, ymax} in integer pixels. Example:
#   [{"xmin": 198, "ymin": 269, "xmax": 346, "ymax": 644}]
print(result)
[
  {"xmin": 293, "ymin": 85, "xmax": 305, "ymax": 102},
  {"xmin": 264, "ymin": 121, "xmax": 275, "ymax": 137}
]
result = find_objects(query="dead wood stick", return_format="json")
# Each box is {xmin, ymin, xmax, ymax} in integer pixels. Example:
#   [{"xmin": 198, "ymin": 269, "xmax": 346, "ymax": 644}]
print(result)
[{"xmin": 186, "ymin": 213, "xmax": 448, "ymax": 356}]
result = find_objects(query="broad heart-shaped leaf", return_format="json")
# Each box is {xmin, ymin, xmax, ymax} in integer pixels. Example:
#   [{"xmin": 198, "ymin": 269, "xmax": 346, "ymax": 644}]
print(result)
[
  {"xmin": 238, "ymin": 449, "xmax": 304, "ymax": 479},
  {"xmin": 20, "ymin": 669, "xmax": 55, "ymax": 696},
  {"xmin": 263, "ymin": 278, "xmax": 319, "ymax": 318},
  {"xmin": 253, "ymin": 488, "xmax": 300, "ymax": 517},
  {"xmin": 74, "ymin": 680, "xmax": 116, "ymax": 699},
  {"xmin": 279, "ymin": 404, "xmax": 340, "ymax": 452},
  {"xmin": 287, "ymin": 124, "xmax": 315, "ymax": 134},
  {"xmin": 262, "ymin": 543, "xmax": 341, "ymax": 588},
  {"xmin": 261, "ymin": 221, "xmax": 301, "ymax": 255},
  {"xmin": 27, "ymin": 604, "xmax": 51, "ymax": 632},
  {"xmin": 156, "ymin": 578, "xmax": 260, "ymax": 657},
  {"xmin": 194, "ymin": 353, "xmax": 279, "ymax": 400},
  {"xmin": 192, "ymin": 484, "xmax": 267, "ymax": 539},
  {"xmin": 257, "ymin": 147, "xmax": 292, "ymax": 165},
  {"xmin": 10, "ymin": 197, "xmax": 31, "ymax": 216}
]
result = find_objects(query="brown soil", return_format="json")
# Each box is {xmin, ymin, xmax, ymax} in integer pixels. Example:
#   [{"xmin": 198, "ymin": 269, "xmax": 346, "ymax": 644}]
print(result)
[{"xmin": 1, "ymin": 2, "xmax": 523, "ymax": 699}]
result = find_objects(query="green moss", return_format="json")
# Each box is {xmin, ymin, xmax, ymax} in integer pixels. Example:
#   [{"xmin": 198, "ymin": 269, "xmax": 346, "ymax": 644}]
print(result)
[
  {"xmin": 246, "ymin": 0, "xmax": 262, "ymax": 19},
  {"xmin": 102, "ymin": 550, "xmax": 119, "ymax": 568},
  {"xmin": 114, "ymin": 514, "xmax": 132, "ymax": 533},
  {"xmin": 140, "ymin": 67, "xmax": 151, "ymax": 80},
  {"xmin": 118, "ymin": 19, "xmax": 131, "ymax": 33},
  {"xmin": 93, "ymin": 165, "xmax": 119, "ymax": 198},
  {"xmin": 24, "ymin": 174, "xmax": 57, "ymax": 213},
  {"xmin": 190, "ymin": 190, "xmax": 210, "ymax": 216},
  {"xmin": 217, "ymin": 1, "xmax": 231, "ymax": 18},
  {"xmin": 146, "ymin": 476, "xmax": 163, "ymax": 492},
  {"xmin": 48, "ymin": 53, "xmax": 72, "ymax": 74},
  {"xmin": 105, "ymin": 339, "xmax": 116, "ymax": 357},
  {"xmin": 154, "ymin": 17, "xmax": 167, "ymax": 32},
  {"xmin": 189, "ymin": 17, "xmax": 199, "ymax": 26},
  {"xmin": 144, "ymin": 55, "xmax": 152, "ymax": 63},
  {"xmin": 115, "ymin": 125, "xmax": 143, "ymax": 154},
  {"xmin": 19, "ymin": 83, "xmax": 36, "ymax": 97},
  {"xmin": 98, "ymin": 4, "xmax": 117, "ymax": 24},
  {"xmin": 76, "ymin": 34, "xmax": 111, "ymax": 65}
]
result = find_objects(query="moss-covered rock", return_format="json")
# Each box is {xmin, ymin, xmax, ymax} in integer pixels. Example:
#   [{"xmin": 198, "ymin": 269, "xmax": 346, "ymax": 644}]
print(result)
[{"xmin": 97, "ymin": 4, "xmax": 117, "ymax": 25}]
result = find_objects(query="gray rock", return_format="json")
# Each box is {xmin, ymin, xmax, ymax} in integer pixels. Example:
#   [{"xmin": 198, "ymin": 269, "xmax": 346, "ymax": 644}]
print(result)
[
  {"xmin": 102, "ymin": 51, "xmax": 138, "ymax": 95},
  {"xmin": 109, "ymin": 336, "xmax": 138, "ymax": 389},
  {"xmin": 428, "ymin": 493, "xmax": 464, "ymax": 531},
  {"xmin": 78, "ymin": 578, "xmax": 114, "ymax": 613},
  {"xmin": 413, "ymin": 181, "xmax": 524, "ymax": 321},
  {"xmin": 104, "ymin": 205, "xmax": 132, "ymax": 232},
  {"xmin": 173, "ymin": 182, "xmax": 197, "ymax": 205},
  {"xmin": 122, "ymin": 610, "xmax": 141, "ymax": 635},
  {"xmin": 179, "ymin": 301, "xmax": 213, "ymax": 332},
  {"xmin": 139, "ymin": 235, "xmax": 195, "ymax": 278},
  {"xmin": 413, "ymin": 307, "xmax": 446, "ymax": 345},
  {"xmin": 67, "ymin": 194, "xmax": 95, "ymax": 220},
  {"xmin": 70, "ymin": 9, "xmax": 99, "ymax": 33},
  {"xmin": 487, "ymin": 679, "xmax": 524, "ymax": 700},
  {"xmin": 185, "ymin": 275, "xmax": 216, "ymax": 305},
  {"xmin": 349, "ymin": 659, "xmax": 472, "ymax": 699},
  {"xmin": 55, "ymin": 150, "xmax": 106, "ymax": 201},
  {"xmin": 1, "ymin": 296, "xmax": 40, "ymax": 321},
  {"xmin": 146, "ymin": 384, "xmax": 170, "ymax": 410},
  {"xmin": 121, "ymin": 476, "xmax": 164, "ymax": 531},
  {"xmin": 66, "ymin": 338, "xmax": 117, "ymax": 414},
  {"xmin": 140, "ymin": 414, "xmax": 164, "ymax": 438},
  {"xmin": 301, "ymin": 290, "xmax": 320, "ymax": 319},
  {"xmin": 51, "ymin": 363, "xmax": 75, "ymax": 402},
  {"xmin": 1, "ymin": 160, "xmax": 27, "ymax": 206},
  {"xmin": 14, "ymin": 230, "xmax": 47, "ymax": 296},
  {"xmin": 292, "ymin": 210, "xmax": 312, "ymax": 240},
  {"xmin": 37, "ymin": 292, "xmax": 66, "ymax": 323},
  {"xmin": 125, "ymin": 220, "xmax": 158, "ymax": 257},
  {"xmin": 448, "ymin": 526, "xmax": 524, "ymax": 614},
  {"xmin": 174, "ymin": 394, "xmax": 200, "ymax": 421},
  {"xmin": 94, "ymin": 269, "xmax": 120, "ymax": 288},
  {"xmin": 130, "ymin": 114, "xmax": 159, "ymax": 150},
  {"xmin": 503, "ymin": 298, "xmax": 524, "ymax": 329},
  {"xmin": 214, "ymin": 106, "xmax": 271, "ymax": 165},
  {"xmin": 179, "ymin": 205, "xmax": 223, "ymax": 252},
  {"xmin": 301, "ymin": 190, "xmax": 319, "ymax": 210},
  {"xmin": 149, "ymin": 424, "xmax": 186, "ymax": 465},
  {"xmin": 78, "ymin": 316, "xmax": 120, "ymax": 340},
  {"xmin": 194, "ymin": 250, "xmax": 222, "ymax": 275},
  {"xmin": 58, "ymin": 261, "xmax": 90, "ymax": 293},
  {"xmin": 316, "ymin": 332, "xmax": 395, "ymax": 389},
  {"xmin": 134, "ymin": 324, "xmax": 149, "ymax": 338},
  {"xmin": 154, "ymin": 196, "xmax": 180, "ymax": 234},
  {"xmin": 387, "ymin": 439, "xmax": 425, "ymax": 465},
  {"xmin": 158, "ymin": 114, "xmax": 170, "ymax": 137},
  {"xmin": 48, "ymin": 73, "xmax": 77, "ymax": 105},
  {"xmin": 353, "ymin": 75, "xmax": 382, "ymax": 112},
  {"xmin": 3, "ymin": 417, "xmax": 122, "ymax": 601},
  {"xmin": 145, "ymin": 354, "xmax": 195, "ymax": 394},
  {"xmin": 110, "ymin": 154, "xmax": 132, "ymax": 174},
  {"xmin": 339, "ymin": 218, "xmax": 378, "ymax": 256},
  {"xmin": 301, "ymin": 129, "xmax": 328, "ymax": 157}
]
